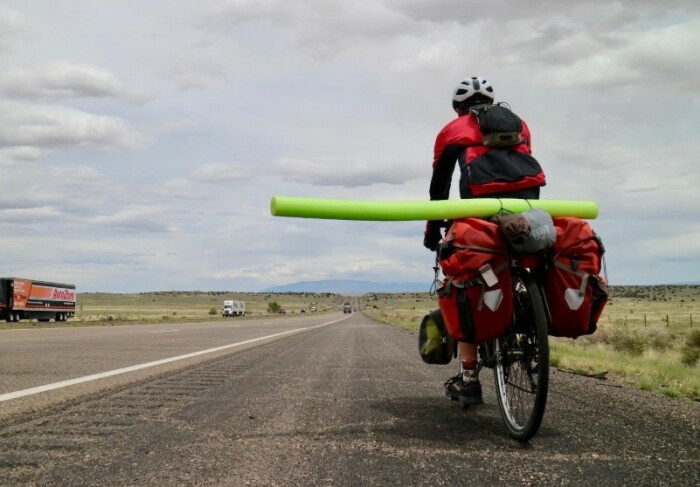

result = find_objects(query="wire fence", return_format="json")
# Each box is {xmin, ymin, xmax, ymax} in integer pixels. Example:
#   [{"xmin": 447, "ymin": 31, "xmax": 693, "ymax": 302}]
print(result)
[{"xmin": 605, "ymin": 313, "xmax": 696, "ymax": 329}]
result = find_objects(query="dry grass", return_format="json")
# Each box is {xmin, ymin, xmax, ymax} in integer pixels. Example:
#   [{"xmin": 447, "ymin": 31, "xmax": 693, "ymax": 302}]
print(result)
[{"xmin": 365, "ymin": 285, "xmax": 700, "ymax": 401}]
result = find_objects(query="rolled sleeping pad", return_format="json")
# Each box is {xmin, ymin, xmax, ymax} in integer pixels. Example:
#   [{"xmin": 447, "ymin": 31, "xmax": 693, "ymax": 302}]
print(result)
[{"xmin": 270, "ymin": 196, "xmax": 599, "ymax": 221}]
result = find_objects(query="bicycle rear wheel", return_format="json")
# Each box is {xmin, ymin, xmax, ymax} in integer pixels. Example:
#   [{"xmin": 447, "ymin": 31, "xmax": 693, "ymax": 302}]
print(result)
[{"xmin": 494, "ymin": 270, "xmax": 549, "ymax": 441}]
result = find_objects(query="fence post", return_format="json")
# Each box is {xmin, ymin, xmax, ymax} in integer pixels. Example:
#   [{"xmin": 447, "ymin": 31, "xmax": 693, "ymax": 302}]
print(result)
[
  {"xmin": 644, "ymin": 314, "xmax": 647, "ymax": 327},
  {"xmin": 666, "ymin": 314, "xmax": 669, "ymax": 327},
  {"xmin": 691, "ymin": 314, "xmax": 693, "ymax": 329}
]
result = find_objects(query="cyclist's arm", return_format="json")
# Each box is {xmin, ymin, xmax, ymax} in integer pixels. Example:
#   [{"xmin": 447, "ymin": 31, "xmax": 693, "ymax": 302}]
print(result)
[{"xmin": 429, "ymin": 143, "xmax": 462, "ymax": 201}]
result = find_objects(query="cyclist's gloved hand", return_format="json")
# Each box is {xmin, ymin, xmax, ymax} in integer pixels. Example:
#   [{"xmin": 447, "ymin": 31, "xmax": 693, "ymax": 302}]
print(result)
[{"xmin": 423, "ymin": 220, "xmax": 443, "ymax": 251}]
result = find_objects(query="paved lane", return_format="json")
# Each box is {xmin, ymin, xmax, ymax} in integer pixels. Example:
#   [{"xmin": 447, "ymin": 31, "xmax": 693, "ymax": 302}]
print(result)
[
  {"xmin": 1, "ymin": 312, "xmax": 698, "ymax": 486},
  {"xmin": 0, "ymin": 314, "xmax": 349, "ymax": 418}
]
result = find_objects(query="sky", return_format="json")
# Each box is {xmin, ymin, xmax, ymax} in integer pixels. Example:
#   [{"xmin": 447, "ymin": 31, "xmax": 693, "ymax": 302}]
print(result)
[{"xmin": 0, "ymin": 1, "xmax": 698, "ymax": 292}]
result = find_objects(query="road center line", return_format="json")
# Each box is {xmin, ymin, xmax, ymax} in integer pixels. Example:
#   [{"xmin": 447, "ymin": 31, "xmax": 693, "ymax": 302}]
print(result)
[
  {"xmin": 150, "ymin": 329, "xmax": 181, "ymax": 334},
  {"xmin": 0, "ymin": 323, "xmax": 334, "ymax": 403}
]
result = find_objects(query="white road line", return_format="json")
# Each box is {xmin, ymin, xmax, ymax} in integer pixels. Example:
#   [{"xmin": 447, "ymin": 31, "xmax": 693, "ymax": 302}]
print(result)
[
  {"xmin": 150, "ymin": 329, "xmax": 180, "ymax": 334},
  {"xmin": 0, "ymin": 315, "xmax": 349, "ymax": 403},
  {"xmin": 1, "ymin": 328, "xmax": 307, "ymax": 402}
]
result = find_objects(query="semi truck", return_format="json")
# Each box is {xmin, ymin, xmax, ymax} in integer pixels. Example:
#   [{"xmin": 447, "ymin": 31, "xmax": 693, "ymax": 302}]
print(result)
[
  {"xmin": 222, "ymin": 300, "xmax": 246, "ymax": 317},
  {"xmin": 0, "ymin": 277, "xmax": 76, "ymax": 323}
]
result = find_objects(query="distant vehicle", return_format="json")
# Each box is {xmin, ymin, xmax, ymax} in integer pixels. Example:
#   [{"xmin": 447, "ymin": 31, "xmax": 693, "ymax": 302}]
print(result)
[
  {"xmin": 343, "ymin": 303, "xmax": 352, "ymax": 314},
  {"xmin": 222, "ymin": 300, "xmax": 246, "ymax": 317},
  {"xmin": 278, "ymin": 308, "xmax": 286, "ymax": 314},
  {"xmin": 310, "ymin": 306, "xmax": 317, "ymax": 312},
  {"xmin": 0, "ymin": 277, "xmax": 76, "ymax": 323}
]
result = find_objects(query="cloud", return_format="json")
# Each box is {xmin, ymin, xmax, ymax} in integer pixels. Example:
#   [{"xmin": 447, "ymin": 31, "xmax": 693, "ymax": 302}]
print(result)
[
  {"xmin": 0, "ymin": 101, "xmax": 150, "ymax": 150},
  {"xmin": 273, "ymin": 157, "xmax": 423, "ymax": 188},
  {"xmin": 546, "ymin": 19, "xmax": 700, "ymax": 91},
  {"xmin": 192, "ymin": 163, "xmax": 251, "ymax": 183},
  {"xmin": 0, "ymin": 206, "xmax": 62, "ymax": 223},
  {"xmin": 153, "ymin": 178, "xmax": 194, "ymax": 199},
  {"xmin": 161, "ymin": 60, "xmax": 229, "ymax": 90},
  {"xmin": 0, "ymin": 1, "xmax": 696, "ymax": 291},
  {"xmin": 0, "ymin": 63, "xmax": 149, "ymax": 102},
  {"xmin": 202, "ymin": 0, "xmax": 417, "ymax": 56},
  {"xmin": 391, "ymin": 41, "xmax": 463, "ymax": 74},
  {"xmin": 633, "ymin": 224, "xmax": 700, "ymax": 261},
  {"xmin": 210, "ymin": 249, "xmax": 424, "ymax": 284},
  {"xmin": 0, "ymin": 146, "xmax": 45, "ymax": 162},
  {"xmin": 0, "ymin": 164, "xmax": 120, "ymax": 217},
  {"xmin": 0, "ymin": 8, "xmax": 27, "ymax": 51},
  {"xmin": 390, "ymin": 0, "xmax": 699, "ymax": 26},
  {"xmin": 89, "ymin": 205, "xmax": 182, "ymax": 233}
]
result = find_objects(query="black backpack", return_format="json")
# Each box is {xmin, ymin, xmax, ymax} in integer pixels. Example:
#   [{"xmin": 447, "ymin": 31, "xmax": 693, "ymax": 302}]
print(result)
[
  {"xmin": 462, "ymin": 102, "xmax": 546, "ymax": 197},
  {"xmin": 470, "ymin": 102, "xmax": 524, "ymax": 147}
]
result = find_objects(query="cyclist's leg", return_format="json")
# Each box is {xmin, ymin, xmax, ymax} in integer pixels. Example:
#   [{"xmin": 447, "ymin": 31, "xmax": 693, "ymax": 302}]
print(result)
[
  {"xmin": 459, "ymin": 342, "xmax": 477, "ymax": 369},
  {"xmin": 445, "ymin": 342, "xmax": 483, "ymax": 406}
]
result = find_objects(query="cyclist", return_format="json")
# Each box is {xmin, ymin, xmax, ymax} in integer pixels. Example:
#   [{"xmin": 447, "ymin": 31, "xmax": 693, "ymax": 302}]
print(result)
[{"xmin": 424, "ymin": 76, "xmax": 546, "ymax": 407}]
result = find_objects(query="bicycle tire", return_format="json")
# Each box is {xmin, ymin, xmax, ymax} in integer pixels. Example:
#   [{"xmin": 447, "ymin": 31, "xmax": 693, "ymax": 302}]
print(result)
[{"xmin": 494, "ymin": 269, "xmax": 549, "ymax": 441}]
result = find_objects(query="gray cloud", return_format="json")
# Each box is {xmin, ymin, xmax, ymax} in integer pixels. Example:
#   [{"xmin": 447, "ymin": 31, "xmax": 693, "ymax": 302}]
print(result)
[
  {"xmin": 0, "ymin": 63, "xmax": 148, "ymax": 102},
  {"xmin": 192, "ymin": 163, "xmax": 251, "ymax": 183},
  {"xmin": 161, "ymin": 60, "xmax": 229, "ymax": 90},
  {"xmin": 0, "ymin": 1, "xmax": 696, "ymax": 290},
  {"xmin": 89, "ymin": 205, "xmax": 182, "ymax": 233},
  {"xmin": 388, "ymin": 0, "xmax": 699, "ymax": 26},
  {"xmin": 0, "ymin": 102, "xmax": 150, "ymax": 150},
  {"xmin": 201, "ymin": 0, "xmax": 418, "ymax": 56},
  {"xmin": 543, "ymin": 19, "xmax": 700, "ymax": 91},
  {"xmin": 0, "ymin": 164, "xmax": 122, "ymax": 218},
  {"xmin": 0, "ymin": 206, "xmax": 62, "ymax": 223},
  {"xmin": 0, "ymin": 7, "xmax": 27, "ymax": 51},
  {"xmin": 273, "ymin": 158, "xmax": 422, "ymax": 188}
]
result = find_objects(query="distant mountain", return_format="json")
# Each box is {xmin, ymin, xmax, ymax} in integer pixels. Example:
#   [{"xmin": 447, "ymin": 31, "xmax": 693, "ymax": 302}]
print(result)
[{"xmin": 263, "ymin": 279, "xmax": 430, "ymax": 294}]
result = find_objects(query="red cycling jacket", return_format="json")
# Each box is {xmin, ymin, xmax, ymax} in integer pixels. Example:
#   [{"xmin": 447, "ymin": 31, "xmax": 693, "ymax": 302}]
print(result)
[{"xmin": 429, "ymin": 111, "xmax": 545, "ymax": 201}]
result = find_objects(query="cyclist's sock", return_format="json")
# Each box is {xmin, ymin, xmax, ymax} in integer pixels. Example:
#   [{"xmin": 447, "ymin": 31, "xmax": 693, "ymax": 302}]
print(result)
[
  {"xmin": 462, "ymin": 370, "xmax": 478, "ymax": 382},
  {"xmin": 461, "ymin": 360, "xmax": 479, "ymax": 382}
]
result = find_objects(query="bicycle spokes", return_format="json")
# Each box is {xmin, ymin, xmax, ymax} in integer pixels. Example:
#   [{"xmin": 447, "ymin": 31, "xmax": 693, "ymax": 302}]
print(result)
[{"xmin": 494, "ymin": 271, "xmax": 549, "ymax": 442}]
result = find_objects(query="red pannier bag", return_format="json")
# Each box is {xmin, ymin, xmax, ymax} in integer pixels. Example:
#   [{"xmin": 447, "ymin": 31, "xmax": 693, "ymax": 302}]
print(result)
[
  {"xmin": 544, "ymin": 217, "xmax": 608, "ymax": 338},
  {"xmin": 437, "ymin": 218, "xmax": 513, "ymax": 343}
]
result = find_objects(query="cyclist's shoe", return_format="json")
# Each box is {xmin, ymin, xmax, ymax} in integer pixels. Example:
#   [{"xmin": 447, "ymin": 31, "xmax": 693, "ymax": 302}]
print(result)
[{"xmin": 444, "ymin": 374, "xmax": 483, "ymax": 407}]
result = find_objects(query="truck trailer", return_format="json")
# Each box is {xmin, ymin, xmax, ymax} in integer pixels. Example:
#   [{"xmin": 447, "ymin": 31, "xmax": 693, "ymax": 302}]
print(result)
[{"xmin": 0, "ymin": 277, "xmax": 76, "ymax": 323}]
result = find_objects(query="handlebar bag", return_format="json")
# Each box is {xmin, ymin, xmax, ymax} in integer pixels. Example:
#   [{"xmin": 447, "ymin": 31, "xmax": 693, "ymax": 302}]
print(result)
[{"xmin": 544, "ymin": 217, "xmax": 608, "ymax": 338}]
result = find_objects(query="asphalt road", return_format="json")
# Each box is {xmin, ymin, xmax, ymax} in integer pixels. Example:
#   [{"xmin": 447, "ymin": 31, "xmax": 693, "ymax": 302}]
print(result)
[{"xmin": 1, "ymin": 312, "xmax": 698, "ymax": 486}]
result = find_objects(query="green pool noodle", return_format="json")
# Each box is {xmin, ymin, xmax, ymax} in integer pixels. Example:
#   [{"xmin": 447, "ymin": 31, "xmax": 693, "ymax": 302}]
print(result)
[{"xmin": 270, "ymin": 196, "xmax": 599, "ymax": 221}]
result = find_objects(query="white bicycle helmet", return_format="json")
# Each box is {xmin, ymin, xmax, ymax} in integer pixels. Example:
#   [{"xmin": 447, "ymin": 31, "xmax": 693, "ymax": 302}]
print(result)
[{"xmin": 452, "ymin": 77, "xmax": 495, "ymax": 110}]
